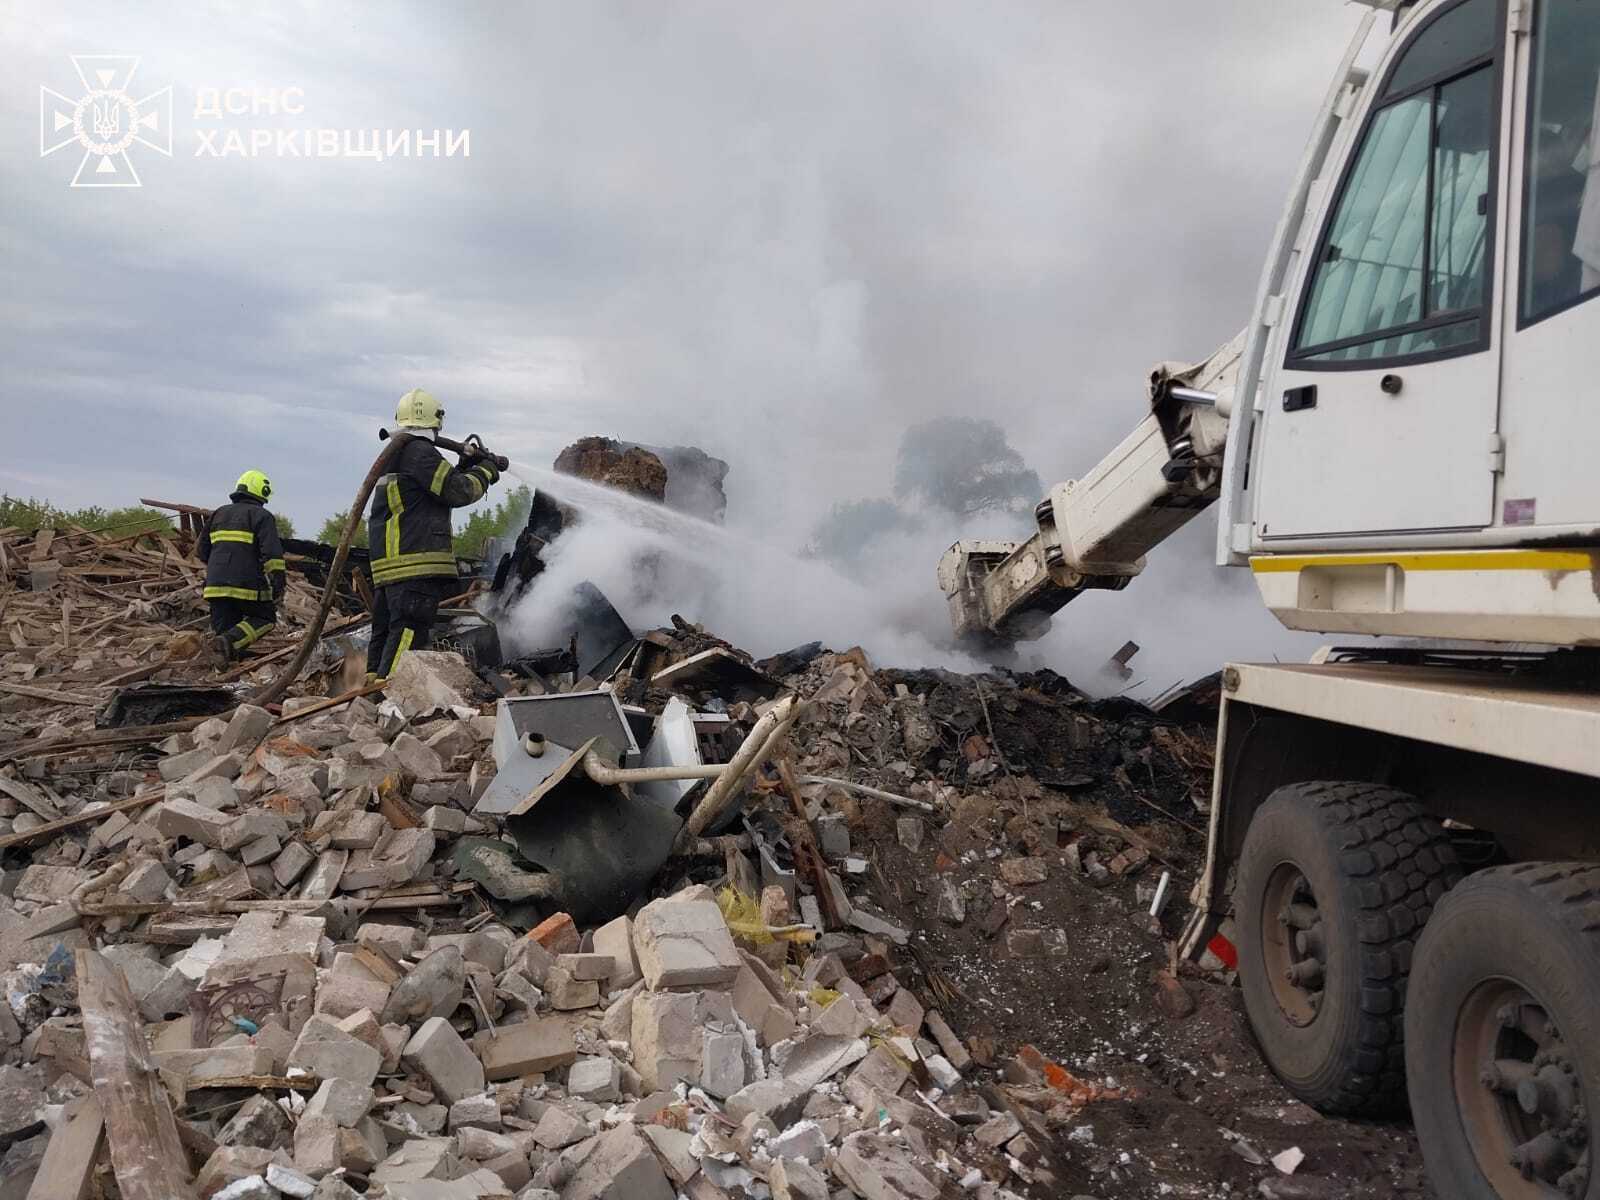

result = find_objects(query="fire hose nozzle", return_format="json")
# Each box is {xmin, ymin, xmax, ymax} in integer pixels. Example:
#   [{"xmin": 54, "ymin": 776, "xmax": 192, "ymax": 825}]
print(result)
[{"xmin": 380, "ymin": 427, "xmax": 510, "ymax": 471}]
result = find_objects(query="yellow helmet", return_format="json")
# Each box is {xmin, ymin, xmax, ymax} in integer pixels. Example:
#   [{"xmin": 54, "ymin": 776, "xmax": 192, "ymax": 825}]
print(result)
[
  {"xmin": 235, "ymin": 470, "xmax": 272, "ymax": 502},
  {"xmin": 395, "ymin": 388, "xmax": 444, "ymax": 431}
]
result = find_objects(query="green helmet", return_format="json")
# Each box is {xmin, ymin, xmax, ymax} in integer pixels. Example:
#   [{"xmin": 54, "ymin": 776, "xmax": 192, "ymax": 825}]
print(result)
[
  {"xmin": 235, "ymin": 469, "xmax": 272, "ymax": 502},
  {"xmin": 396, "ymin": 388, "xmax": 444, "ymax": 431}
]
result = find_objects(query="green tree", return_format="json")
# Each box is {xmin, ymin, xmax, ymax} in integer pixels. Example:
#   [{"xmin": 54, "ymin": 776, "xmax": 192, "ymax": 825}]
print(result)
[
  {"xmin": 316, "ymin": 508, "xmax": 369, "ymax": 549},
  {"xmin": 454, "ymin": 486, "xmax": 531, "ymax": 558},
  {"xmin": 0, "ymin": 495, "xmax": 175, "ymax": 538}
]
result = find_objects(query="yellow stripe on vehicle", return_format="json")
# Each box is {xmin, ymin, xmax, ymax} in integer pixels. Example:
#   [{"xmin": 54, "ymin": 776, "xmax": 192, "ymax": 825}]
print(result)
[
  {"xmin": 1250, "ymin": 549, "xmax": 1595, "ymax": 574},
  {"xmin": 386, "ymin": 478, "xmax": 403, "ymax": 560},
  {"xmin": 210, "ymin": 529, "xmax": 255, "ymax": 544},
  {"xmin": 430, "ymin": 460, "xmax": 451, "ymax": 496}
]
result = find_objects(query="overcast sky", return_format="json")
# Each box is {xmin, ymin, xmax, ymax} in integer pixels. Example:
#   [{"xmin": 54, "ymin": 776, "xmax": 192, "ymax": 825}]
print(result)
[{"xmin": 2, "ymin": 1, "xmax": 1370, "ymax": 679}]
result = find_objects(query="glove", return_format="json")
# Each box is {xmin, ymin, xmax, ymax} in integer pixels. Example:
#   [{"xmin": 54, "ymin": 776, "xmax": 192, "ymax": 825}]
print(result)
[
  {"xmin": 271, "ymin": 573, "xmax": 287, "ymax": 602},
  {"xmin": 477, "ymin": 460, "xmax": 501, "ymax": 485}
]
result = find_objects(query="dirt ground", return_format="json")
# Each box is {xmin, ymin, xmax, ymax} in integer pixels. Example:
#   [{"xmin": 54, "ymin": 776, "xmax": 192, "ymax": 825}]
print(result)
[{"xmin": 849, "ymin": 786, "xmax": 1432, "ymax": 1200}]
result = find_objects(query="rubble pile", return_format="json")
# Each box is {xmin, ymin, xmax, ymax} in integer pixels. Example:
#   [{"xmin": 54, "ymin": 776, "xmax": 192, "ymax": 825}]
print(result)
[
  {"xmin": 0, "ymin": 519, "xmax": 364, "ymax": 748},
  {"xmin": 0, "ymin": 611, "xmax": 1236, "ymax": 1200},
  {"xmin": 0, "ymin": 475, "xmax": 1426, "ymax": 1198}
]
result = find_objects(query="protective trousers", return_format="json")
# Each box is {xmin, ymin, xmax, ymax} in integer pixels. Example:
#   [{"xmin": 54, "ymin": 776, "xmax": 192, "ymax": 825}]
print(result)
[
  {"xmin": 209, "ymin": 597, "xmax": 277, "ymax": 653},
  {"xmin": 367, "ymin": 577, "xmax": 455, "ymax": 680}
]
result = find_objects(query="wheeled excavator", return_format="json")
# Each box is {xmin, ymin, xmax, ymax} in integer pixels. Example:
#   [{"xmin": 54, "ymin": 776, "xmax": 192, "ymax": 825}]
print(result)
[{"xmin": 938, "ymin": 1, "xmax": 1600, "ymax": 1194}]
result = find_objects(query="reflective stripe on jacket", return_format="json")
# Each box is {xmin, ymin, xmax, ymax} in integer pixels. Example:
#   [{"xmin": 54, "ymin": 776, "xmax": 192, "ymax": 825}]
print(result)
[
  {"xmin": 367, "ymin": 434, "xmax": 498, "ymax": 588},
  {"xmin": 199, "ymin": 493, "xmax": 286, "ymax": 602}
]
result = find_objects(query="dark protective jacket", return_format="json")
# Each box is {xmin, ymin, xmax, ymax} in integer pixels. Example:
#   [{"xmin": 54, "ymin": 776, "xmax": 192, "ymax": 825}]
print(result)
[
  {"xmin": 199, "ymin": 492, "xmax": 287, "ymax": 603},
  {"xmin": 368, "ymin": 434, "xmax": 500, "ymax": 588}
]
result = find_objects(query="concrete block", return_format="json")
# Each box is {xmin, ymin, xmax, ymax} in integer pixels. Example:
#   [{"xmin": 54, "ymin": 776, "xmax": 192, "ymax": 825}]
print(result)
[
  {"xmin": 835, "ymin": 1130, "xmax": 942, "ymax": 1200},
  {"xmin": 303, "ymin": 1078, "xmax": 374, "ymax": 1127},
  {"xmin": 481, "ymin": 1018, "xmax": 576, "ymax": 1081},
  {"xmin": 447, "ymin": 1091, "xmax": 500, "ymax": 1131},
  {"xmin": 193, "ymin": 776, "xmax": 240, "ymax": 810},
  {"xmin": 217, "ymin": 704, "xmax": 274, "ymax": 755},
  {"xmin": 567, "ymin": 1056, "xmax": 620, "ymax": 1102},
  {"xmin": 422, "ymin": 805, "xmax": 467, "ymax": 835},
  {"xmin": 555, "ymin": 952, "xmax": 611, "ymax": 982},
  {"xmin": 287, "ymin": 1018, "xmax": 382, "ymax": 1088},
  {"xmin": 630, "ymin": 991, "xmax": 703, "ymax": 1093},
  {"xmin": 182, "ymin": 752, "xmax": 246, "ymax": 786},
  {"xmin": 119, "ymin": 860, "xmax": 172, "ymax": 903},
  {"xmin": 217, "ymin": 1093, "xmax": 293, "ymax": 1149},
  {"xmin": 885, "ymin": 987, "xmax": 924, "ymax": 1033},
  {"xmin": 402, "ymin": 1016, "xmax": 485, "ymax": 1103},
  {"xmin": 153, "ymin": 797, "xmax": 241, "ymax": 849},
  {"xmin": 298, "ymin": 850, "xmax": 349, "ymax": 901},
  {"xmin": 390, "ymin": 732, "xmax": 446, "ymax": 781},
  {"xmin": 770, "ymin": 1156, "xmax": 829, "ymax": 1200},
  {"xmin": 561, "ymin": 1125, "xmax": 675, "ymax": 1200},
  {"xmin": 240, "ymin": 833, "xmax": 281, "ymax": 867},
  {"xmin": 314, "ymin": 964, "xmax": 392, "ymax": 1022},
  {"xmin": 545, "ymin": 965, "xmax": 599, "ymax": 1010},
  {"xmin": 158, "ymin": 746, "xmax": 213, "ymax": 781},
  {"xmin": 590, "ymin": 915, "xmax": 641, "ymax": 989},
  {"xmin": 531, "ymin": 1107, "xmax": 591, "ymax": 1150},
  {"xmin": 631, "ymin": 898, "xmax": 741, "ymax": 990},
  {"xmin": 724, "ymin": 1077, "xmax": 809, "ymax": 1127},
  {"xmin": 272, "ymin": 842, "xmax": 316, "ymax": 888},
  {"xmin": 264, "ymin": 1163, "xmax": 317, "ymax": 1197},
  {"xmin": 699, "ymin": 1031, "xmax": 744, "ymax": 1100},
  {"xmin": 370, "ymin": 1137, "xmax": 462, "ymax": 1185}
]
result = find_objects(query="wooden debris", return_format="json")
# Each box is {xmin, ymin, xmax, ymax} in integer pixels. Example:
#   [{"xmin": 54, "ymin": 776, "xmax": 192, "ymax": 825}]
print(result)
[
  {"xmin": 77, "ymin": 950, "xmax": 196, "ymax": 1200},
  {"xmin": 24, "ymin": 1096, "xmax": 103, "ymax": 1200}
]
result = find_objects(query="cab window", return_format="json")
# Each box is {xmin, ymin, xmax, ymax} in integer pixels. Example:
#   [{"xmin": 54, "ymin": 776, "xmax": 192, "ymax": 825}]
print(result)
[
  {"xmin": 1521, "ymin": 0, "xmax": 1600, "ymax": 324},
  {"xmin": 1292, "ymin": 0, "xmax": 1498, "ymax": 365}
]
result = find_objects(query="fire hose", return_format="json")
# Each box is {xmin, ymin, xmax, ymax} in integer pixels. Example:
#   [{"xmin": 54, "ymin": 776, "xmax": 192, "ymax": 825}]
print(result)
[
  {"xmin": 247, "ymin": 433, "xmax": 411, "ymax": 706},
  {"xmin": 250, "ymin": 427, "xmax": 513, "ymax": 706}
]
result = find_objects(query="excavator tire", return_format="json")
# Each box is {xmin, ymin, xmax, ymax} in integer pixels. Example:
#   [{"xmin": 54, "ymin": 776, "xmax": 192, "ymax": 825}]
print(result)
[
  {"xmin": 1236, "ymin": 781, "xmax": 1459, "ymax": 1115},
  {"xmin": 1406, "ymin": 864, "xmax": 1600, "ymax": 1199}
]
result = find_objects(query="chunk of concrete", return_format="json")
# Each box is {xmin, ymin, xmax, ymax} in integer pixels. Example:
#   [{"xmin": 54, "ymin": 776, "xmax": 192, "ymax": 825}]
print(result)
[
  {"xmin": 630, "ymin": 991, "xmax": 703, "ymax": 1093},
  {"xmin": 560, "ymin": 1125, "xmax": 674, "ymax": 1200},
  {"xmin": 770, "ymin": 1156, "xmax": 829, "ymax": 1200},
  {"xmin": 481, "ymin": 1018, "xmax": 576, "ymax": 1081},
  {"xmin": 834, "ymin": 1131, "xmax": 941, "ymax": 1199},
  {"xmin": 589, "ymin": 915, "xmax": 641, "ymax": 990},
  {"xmin": 287, "ymin": 1018, "xmax": 382, "ymax": 1088},
  {"xmin": 217, "ymin": 1093, "xmax": 293, "ymax": 1150},
  {"xmin": 699, "ymin": 1031, "xmax": 744, "ymax": 1100},
  {"xmin": 303, "ymin": 1078, "xmax": 374, "ymax": 1127},
  {"xmin": 217, "ymin": 704, "xmax": 275, "ymax": 754},
  {"xmin": 272, "ymin": 842, "xmax": 316, "ymax": 888},
  {"xmin": 531, "ymin": 1107, "xmax": 591, "ymax": 1151},
  {"xmin": 402, "ymin": 1016, "xmax": 485, "ymax": 1104},
  {"xmin": 631, "ymin": 897, "xmax": 741, "ymax": 990},
  {"xmin": 567, "ymin": 1056, "xmax": 621, "ymax": 1102}
]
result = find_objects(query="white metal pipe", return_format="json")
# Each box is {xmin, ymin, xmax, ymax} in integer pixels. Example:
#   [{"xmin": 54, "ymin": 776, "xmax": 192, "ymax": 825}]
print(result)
[{"xmin": 676, "ymin": 695, "xmax": 803, "ymax": 847}]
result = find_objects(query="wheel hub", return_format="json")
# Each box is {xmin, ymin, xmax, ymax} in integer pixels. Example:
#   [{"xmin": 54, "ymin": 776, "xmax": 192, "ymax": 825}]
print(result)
[
  {"xmin": 1262, "ymin": 864, "xmax": 1326, "ymax": 1027},
  {"xmin": 1459, "ymin": 985, "xmax": 1590, "ymax": 1197}
]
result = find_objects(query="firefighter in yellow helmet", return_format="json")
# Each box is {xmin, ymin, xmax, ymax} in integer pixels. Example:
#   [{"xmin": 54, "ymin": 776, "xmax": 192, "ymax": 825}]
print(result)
[
  {"xmin": 199, "ymin": 470, "xmax": 287, "ymax": 663},
  {"xmin": 366, "ymin": 389, "xmax": 500, "ymax": 680}
]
